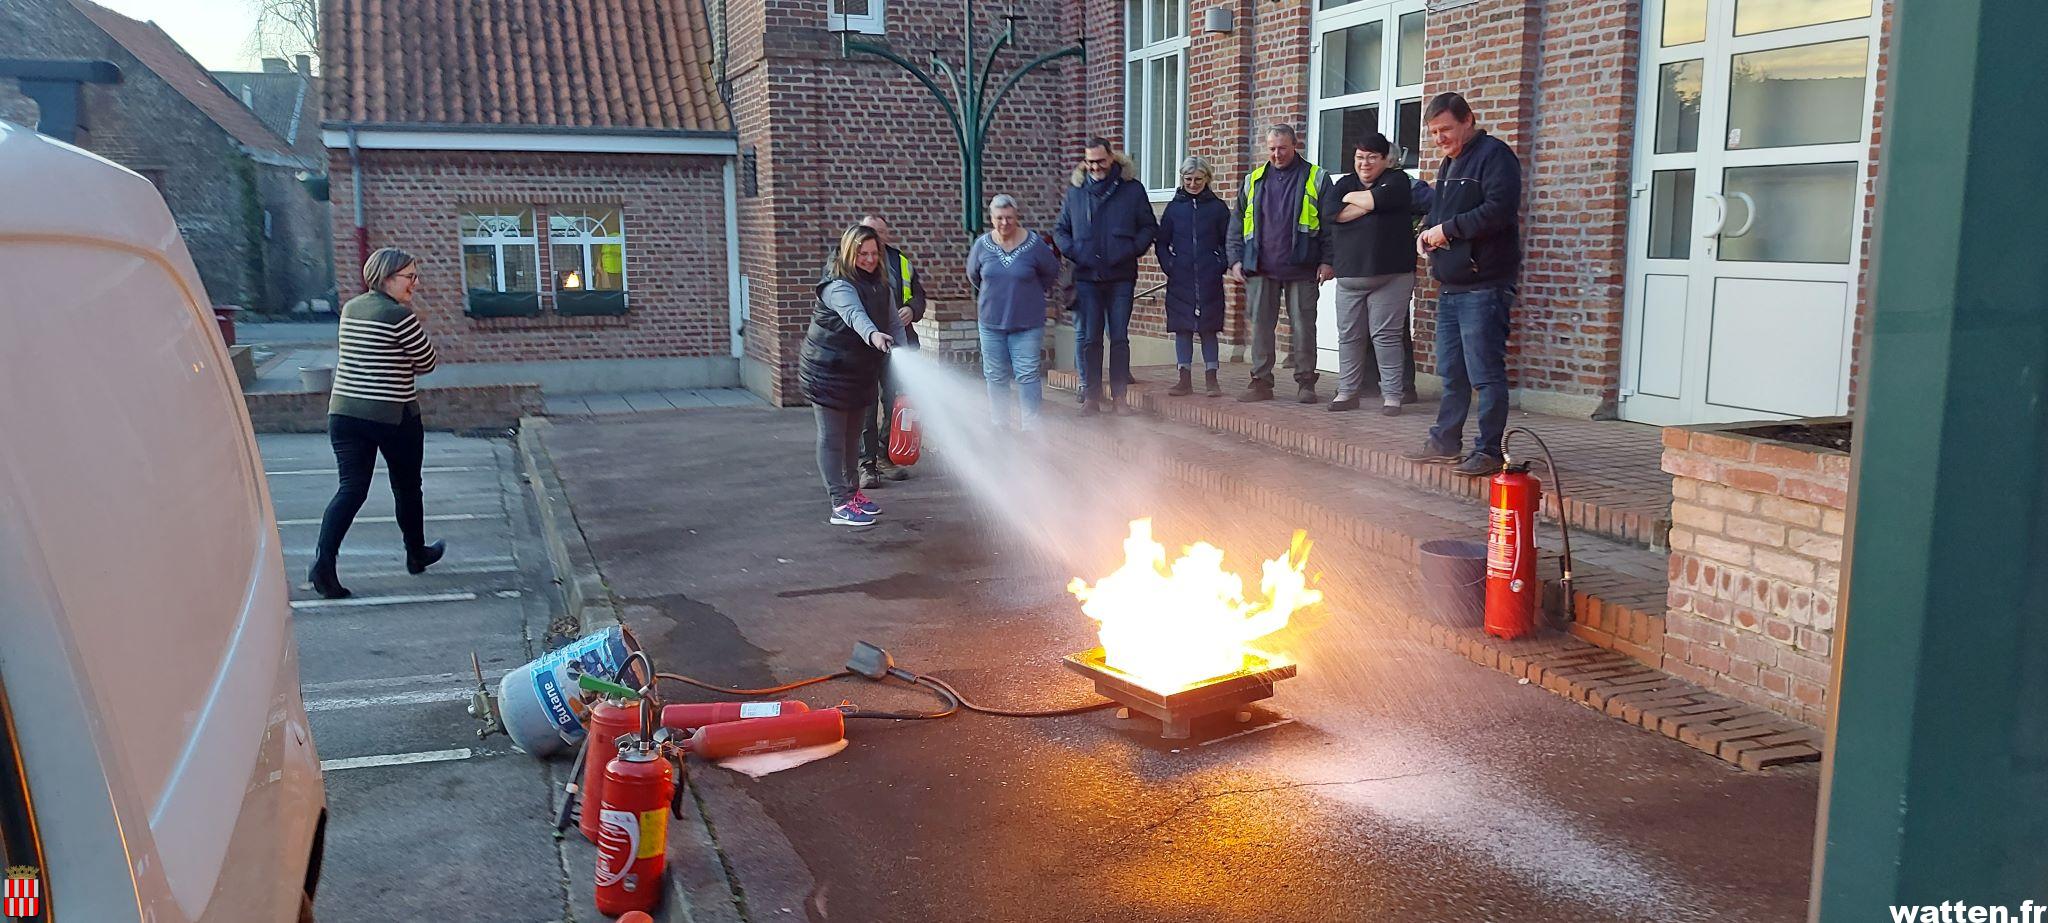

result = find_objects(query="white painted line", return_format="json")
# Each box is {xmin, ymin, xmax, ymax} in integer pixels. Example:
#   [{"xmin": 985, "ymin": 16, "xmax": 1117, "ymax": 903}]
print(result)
[
  {"xmin": 320, "ymin": 748, "xmax": 474, "ymax": 772},
  {"xmin": 302, "ymin": 670, "xmax": 507, "ymax": 694},
  {"xmin": 1197, "ymin": 717, "xmax": 1297, "ymax": 747},
  {"xmin": 291, "ymin": 591, "xmax": 479, "ymax": 610},
  {"xmin": 305, "ymin": 686, "xmax": 478, "ymax": 713},
  {"xmin": 299, "ymin": 564, "xmax": 521, "ymax": 580},
  {"xmin": 267, "ymin": 465, "xmax": 484, "ymax": 476},
  {"xmin": 276, "ymin": 512, "xmax": 493, "ymax": 526}
]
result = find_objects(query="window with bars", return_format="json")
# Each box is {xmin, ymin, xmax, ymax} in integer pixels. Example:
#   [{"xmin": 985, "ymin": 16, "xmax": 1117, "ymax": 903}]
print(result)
[
  {"xmin": 459, "ymin": 207, "xmax": 542, "ymax": 317},
  {"xmin": 550, "ymin": 206, "xmax": 630, "ymax": 316},
  {"xmin": 1124, "ymin": 0, "xmax": 1189, "ymax": 197}
]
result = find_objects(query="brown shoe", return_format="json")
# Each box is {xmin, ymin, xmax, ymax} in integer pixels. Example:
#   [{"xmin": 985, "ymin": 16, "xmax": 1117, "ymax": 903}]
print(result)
[
  {"xmin": 1236, "ymin": 383, "xmax": 1274, "ymax": 403},
  {"xmin": 1297, "ymin": 386, "xmax": 1318, "ymax": 404},
  {"xmin": 1166, "ymin": 367, "xmax": 1193, "ymax": 396},
  {"xmin": 1204, "ymin": 369, "xmax": 1222, "ymax": 396}
]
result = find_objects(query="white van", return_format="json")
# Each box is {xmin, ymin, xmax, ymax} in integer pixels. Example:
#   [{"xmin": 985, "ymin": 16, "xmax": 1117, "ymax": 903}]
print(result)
[{"xmin": 0, "ymin": 121, "xmax": 325, "ymax": 920}]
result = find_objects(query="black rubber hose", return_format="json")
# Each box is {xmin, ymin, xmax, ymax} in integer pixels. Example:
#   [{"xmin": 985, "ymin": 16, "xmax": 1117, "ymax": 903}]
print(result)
[
  {"xmin": 655, "ymin": 670, "xmax": 854, "ymax": 697},
  {"xmin": 1504, "ymin": 426, "xmax": 1575, "ymax": 627},
  {"xmin": 916, "ymin": 674, "xmax": 1117, "ymax": 718}
]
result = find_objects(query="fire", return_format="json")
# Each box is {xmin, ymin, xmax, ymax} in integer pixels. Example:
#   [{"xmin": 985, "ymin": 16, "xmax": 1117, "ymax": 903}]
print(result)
[{"xmin": 1067, "ymin": 519, "xmax": 1321, "ymax": 693}]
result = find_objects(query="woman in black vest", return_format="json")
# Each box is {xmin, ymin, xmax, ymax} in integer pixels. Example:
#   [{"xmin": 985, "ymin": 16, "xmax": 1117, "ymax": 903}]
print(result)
[{"xmin": 800, "ymin": 224, "xmax": 903, "ymax": 527}]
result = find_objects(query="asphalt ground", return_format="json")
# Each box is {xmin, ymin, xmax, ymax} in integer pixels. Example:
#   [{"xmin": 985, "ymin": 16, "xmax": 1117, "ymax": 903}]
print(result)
[{"xmin": 546, "ymin": 405, "xmax": 1824, "ymax": 923}]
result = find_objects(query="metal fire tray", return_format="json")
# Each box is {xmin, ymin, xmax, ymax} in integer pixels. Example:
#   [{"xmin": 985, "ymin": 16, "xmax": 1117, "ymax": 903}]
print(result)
[{"xmin": 1062, "ymin": 648, "xmax": 1297, "ymax": 740}]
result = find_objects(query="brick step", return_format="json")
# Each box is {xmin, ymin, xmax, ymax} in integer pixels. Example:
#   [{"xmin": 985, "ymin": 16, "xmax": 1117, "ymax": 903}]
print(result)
[
  {"xmin": 1046, "ymin": 402, "xmax": 1818, "ymax": 770},
  {"xmin": 1048, "ymin": 366, "xmax": 1672, "ymax": 550}
]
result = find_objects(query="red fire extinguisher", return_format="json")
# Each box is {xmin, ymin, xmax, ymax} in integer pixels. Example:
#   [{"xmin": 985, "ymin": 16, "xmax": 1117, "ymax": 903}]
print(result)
[
  {"xmin": 1484, "ymin": 428, "xmax": 1576, "ymax": 642},
  {"xmin": 578, "ymin": 696, "xmax": 642, "ymax": 844},
  {"xmin": 660, "ymin": 700, "xmax": 811, "ymax": 733},
  {"xmin": 595, "ymin": 705, "xmax": 683, "ymax": 917},
  {"xmin": 887, "ymin": 394, "xmax": 920, "ymax": 467},
  {"xmin": 682, "ymin": 707, "xmax": 845, "ymax": 761},
  {"xmin": 1485, "ymin": 461, "xmax": 1542, "ymax": 640}
]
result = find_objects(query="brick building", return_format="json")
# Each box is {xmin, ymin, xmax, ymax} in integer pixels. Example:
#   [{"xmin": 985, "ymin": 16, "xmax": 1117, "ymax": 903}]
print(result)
[
  {"xmin": 0, "ymin": 0, "xmax": 325, "ymax": 313},
  {"xmin": 1062, "ymin": 0, "xmax": 1889, "ymax": 427},
  {"xmin": 216, "ymin": 56, "xmax": 336, "ymax": 312},
  {"xmin": 320, "ymin": 0, "xmax": 741, "ymax": 392}
]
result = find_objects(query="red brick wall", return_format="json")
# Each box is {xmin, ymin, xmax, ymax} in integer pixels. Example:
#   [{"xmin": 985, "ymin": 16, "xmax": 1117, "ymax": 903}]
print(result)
[
  {"xmin": 1846, "ymin": 0, "xmax": 1896, "ymax": 413},
  {"xmin": 327, "ymin": 149, "xmax": 731, "ymax": 364},
  {"xmin": 733, "ymin": 0, "xmax": 1078, "ymax": 404}
]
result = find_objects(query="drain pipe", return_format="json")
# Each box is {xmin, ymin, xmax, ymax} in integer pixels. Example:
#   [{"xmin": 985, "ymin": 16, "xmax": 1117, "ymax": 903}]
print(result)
[{"xmin": 346, "ymin": 126, "xmax": 368, "ymax": 272}]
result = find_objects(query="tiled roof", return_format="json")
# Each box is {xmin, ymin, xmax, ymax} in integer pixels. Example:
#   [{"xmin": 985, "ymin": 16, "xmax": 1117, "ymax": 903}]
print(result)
[
  {"xmin": 214, "ymin": 69, "xmax": 327, "ymax": 162},
  {"xmin": 66, "ymin": 0, "xmax": 298, "ymax": 158},
  {"xmin": 322, "ymin": 0, "xmax": 730, "ymax": 134}
]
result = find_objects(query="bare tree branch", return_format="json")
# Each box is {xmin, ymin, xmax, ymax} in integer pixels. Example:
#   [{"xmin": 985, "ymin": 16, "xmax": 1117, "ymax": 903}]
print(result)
[{"xmin": 245, "ymin": 0, "xmax": 319, "ymax": 65}]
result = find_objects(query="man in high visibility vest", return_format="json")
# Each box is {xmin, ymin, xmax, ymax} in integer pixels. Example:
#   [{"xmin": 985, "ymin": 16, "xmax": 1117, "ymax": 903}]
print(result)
[
  {"xmin": 858, "ymin": 215, "xmax": 924, "ymax": 486},
  {"xmin": 1227, "ymin": 124, "xmax": 1334, "ymax": 404}
]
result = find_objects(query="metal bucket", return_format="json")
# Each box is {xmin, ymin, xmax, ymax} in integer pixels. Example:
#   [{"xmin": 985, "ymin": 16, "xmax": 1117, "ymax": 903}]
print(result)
[
  {"xmin": 299, "ymin": 365, "xmax": 334, "ymax": 392},
  {"xmin": 496, "ymin": 626, "xmax": 636, "ymax": 757},
  {"xmin": 1417, "ymin": 539, "xmax": 1488, "ymax": 628}
]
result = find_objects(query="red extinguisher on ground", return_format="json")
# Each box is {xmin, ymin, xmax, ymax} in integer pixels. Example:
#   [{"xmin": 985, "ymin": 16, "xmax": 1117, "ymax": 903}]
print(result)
[
  {"xmin": 1484, "ymin": 428, "xmax": 1575, "ymax": 641},
  {"xmin": 595, "ymin": 686, "xmax": 684, "ymax": 917},
  {"xmin": 888, "ymin": 394, "xmax": 920, "ymax": 467},
  {"xmin": 577, "ymin": 695, "xmax": 642, "ymax": 844}
]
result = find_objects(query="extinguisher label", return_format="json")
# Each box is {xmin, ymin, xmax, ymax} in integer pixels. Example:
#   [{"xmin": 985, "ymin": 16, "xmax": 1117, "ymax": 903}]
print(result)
[
  {"xmin": 1488, "ymin": 507, "xmax": 1520, "ymax": 579},
  {"xmin": 738, "ymin": 702, "xmax": 783, "ymax": 719},
  {"xmin": 637, "ymin": 808, "xmax": 669, "ymax": 859},
  {"xmin": 595, "ymin": 809, "xmax": 639, "ymax": 887}
]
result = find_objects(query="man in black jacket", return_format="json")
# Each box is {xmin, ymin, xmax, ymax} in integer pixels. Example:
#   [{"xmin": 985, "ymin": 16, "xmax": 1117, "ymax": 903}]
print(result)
[
  {"xmin": 1406, "ymin": 92, "xmax": 1522, "ymax": 476},
  {"xmin": 858, "ymin": 215, "xmax": 925, "ymax": 486},
  {"xmin": 1055, "ymin": 137, "xmax": 1157, "ymax": 415}
]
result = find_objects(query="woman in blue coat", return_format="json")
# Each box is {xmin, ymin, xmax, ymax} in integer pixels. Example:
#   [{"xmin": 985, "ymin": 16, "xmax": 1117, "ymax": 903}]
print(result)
[{"xmin": 1154, "ymin": 156, "xmax": 1230, "ymax": 397}]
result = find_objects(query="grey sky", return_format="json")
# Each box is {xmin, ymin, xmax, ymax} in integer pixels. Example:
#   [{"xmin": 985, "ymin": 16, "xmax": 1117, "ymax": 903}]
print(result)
[{"xmin": 93, "ymin": 0, "xmax": 265, "ymax": 72}]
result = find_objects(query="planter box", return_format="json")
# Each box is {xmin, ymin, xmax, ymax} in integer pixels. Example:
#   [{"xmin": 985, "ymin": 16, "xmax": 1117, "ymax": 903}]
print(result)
[
  {"xmin": 465, "ymin": 290, "xmax": 542, "ymax": 318},
  {"xmin": 553, "ymin": 290, "xmax": 629, "ymax": 317},
  {"xmin": 1660, "ymin": 417, "xmax": 1851, "ymax": 726}
]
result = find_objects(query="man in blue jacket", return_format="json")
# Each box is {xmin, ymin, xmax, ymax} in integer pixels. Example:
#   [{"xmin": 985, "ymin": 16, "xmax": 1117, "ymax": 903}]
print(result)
[
  {"xmin": 1055, "ymin": 137, "xmax": 1157, "ymax": 415},
  {"xmin": 1406, "ymin": 92, "xmax": 1523, "ymax": 476}
]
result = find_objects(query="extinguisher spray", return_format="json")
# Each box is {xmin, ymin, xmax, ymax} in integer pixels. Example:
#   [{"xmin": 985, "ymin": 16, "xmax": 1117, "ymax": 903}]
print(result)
[
  {"xmin": 594, "ymin": 684, "xmax": 684, "ymax": 917},
  {"xmin": 1483, "ymin": 427, "xmax": 1575, "ymax": 641}
]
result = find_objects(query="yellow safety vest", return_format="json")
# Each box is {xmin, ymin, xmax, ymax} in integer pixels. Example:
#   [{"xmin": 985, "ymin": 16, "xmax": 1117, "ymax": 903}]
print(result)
[
  {"xmin": 897, "ymin": 252, "xmax": 914, "ymax": 307},
  {"xmin": 1240, "ymin": 160, "xmax": 1325, "ymax": 242}
]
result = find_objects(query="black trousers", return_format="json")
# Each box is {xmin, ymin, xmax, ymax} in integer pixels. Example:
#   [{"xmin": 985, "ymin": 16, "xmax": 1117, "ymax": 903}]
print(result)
[
  {"xmin": 860, "ymin": 357, "xmax": 898, "ymax": 467},
  {"xmin": 315, "ymin": 411, "xmax": 427, "ymax": 563}
]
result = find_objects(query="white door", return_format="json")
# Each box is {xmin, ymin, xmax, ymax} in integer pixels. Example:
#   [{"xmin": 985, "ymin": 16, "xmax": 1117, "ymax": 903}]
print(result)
[
  {"xmin": 1307, "ymin": 0, "xmax": 1426, "ymax": 378},
  {"xmin": 1620, "ymin": 0, "xmax": 1881, "ymax": 425}
]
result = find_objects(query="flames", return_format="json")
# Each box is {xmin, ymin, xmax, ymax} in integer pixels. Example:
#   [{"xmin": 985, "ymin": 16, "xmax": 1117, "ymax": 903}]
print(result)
[{"xmin": 1067, "ymin": 519, "xmax": 1321, "ymax": 693}]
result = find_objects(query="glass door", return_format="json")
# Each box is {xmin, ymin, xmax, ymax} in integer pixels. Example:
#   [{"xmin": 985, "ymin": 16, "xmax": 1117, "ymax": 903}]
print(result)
[
  {"xmin": 1308, "ymin": 0, "xmax": 1426, "ymax": 377},
  {"xmin": 1620, "ymin": 0, "xmax": 1879, "ymax": 424}
]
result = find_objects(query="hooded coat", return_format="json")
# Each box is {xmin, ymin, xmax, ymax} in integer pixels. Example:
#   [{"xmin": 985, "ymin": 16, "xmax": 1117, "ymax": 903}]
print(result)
[
  {"xmin": 1052, "ymin": 152, "xmax": 1158, "ymax": 283},
  {"xmin": 1153, "ymin": 184, "xmax": 1229, "ymax": 334}
]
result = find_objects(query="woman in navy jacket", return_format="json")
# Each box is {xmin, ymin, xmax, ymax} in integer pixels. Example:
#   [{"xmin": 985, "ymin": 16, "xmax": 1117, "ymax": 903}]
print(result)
[{"xmin": 1153, "ymin": 155, "xmax": 1230, "ymax": 397}]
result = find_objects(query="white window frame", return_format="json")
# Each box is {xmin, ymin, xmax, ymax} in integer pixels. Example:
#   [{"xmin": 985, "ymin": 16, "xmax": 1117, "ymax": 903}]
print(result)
[
  {"xmin": 828, "ymin": 0, "xmax": 884, "ymax": 35},
  {"xmin": 1124, "ymin": 0, "xmax": 1190, "ymax": 201},
  {"xmin": 459, "ymin": 207, "xmax": 539, "ymax": 293},
  {"xmin": 548, "ymin": 207, "xmax": 629, "ymax": 293}
]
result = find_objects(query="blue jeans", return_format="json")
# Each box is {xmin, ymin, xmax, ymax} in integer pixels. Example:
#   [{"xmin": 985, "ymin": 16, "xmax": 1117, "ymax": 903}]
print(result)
[
  {"xmin": 1174, "ymin": 330, "xmax": 1219, "ymax": 369},
  {"xmin": 1073, "ymin": 280, "xmax": 1135, "ymax": 400},
  {"xmin": 980, "ymin": 324, "xmax": 1045, "ymax": 429},
  {"xmin": 1428, "ymin": 287, "xmax": 1511, "ymax": 459}
]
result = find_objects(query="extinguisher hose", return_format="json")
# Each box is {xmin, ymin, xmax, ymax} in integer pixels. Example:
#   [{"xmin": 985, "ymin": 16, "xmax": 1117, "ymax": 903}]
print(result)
[
  {"xmin": 652, "ymin": 667, "xmax": 1113, "ymax": 720},
  {"xmin": 656, "ymin": 670, "xmax": 856, "ymax": 697},
  {"xmin": 1503, "ymin": 426, "xmax": 1575, "ymax": 627}
]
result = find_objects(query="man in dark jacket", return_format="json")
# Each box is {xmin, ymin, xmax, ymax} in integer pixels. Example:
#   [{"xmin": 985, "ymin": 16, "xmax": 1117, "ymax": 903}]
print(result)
[
  {"xmin": 1055, "ymin": 137, "xmax": 1157, "ymax": 415},
  {"xmin": 858, "ymin": 215, "xmax": 924, "ymax": 486},
  {"xmin": 1228, "ymin": 124, "xmax": 1333, "ymax": 404},
  {"xmin": 1405, "ymin": 92, "xmax": 1522, "ymax": 476}
]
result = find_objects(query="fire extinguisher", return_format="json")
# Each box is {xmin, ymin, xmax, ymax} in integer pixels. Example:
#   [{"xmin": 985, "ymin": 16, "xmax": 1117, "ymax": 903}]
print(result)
[
  {"xmin": 1484, "ymin": 427, "xmax": 1575, "ymax": 641},
  {"xmin": 577, "ymin": 695, "xmax": 642, "ymax": 844},
  {"xmin": 660, "ymin": 700, "xmax": 811, "ymax": 733},
  {"xmin": 887, "ymin": 394, "xmax": 920, "ymax": 467},
  {"xmin": 682, "ymin": 707, "xmax": 845, "ymax": 761},
  {"xmin": 595, "ymin": 687, "xmax": 684, "ymax": 918}
]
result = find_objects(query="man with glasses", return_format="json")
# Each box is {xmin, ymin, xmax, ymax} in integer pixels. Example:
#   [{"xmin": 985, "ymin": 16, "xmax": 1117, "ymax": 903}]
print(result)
[{"xmin": 1054, "ymin": 136, "xmax": 1157, "ymax": 415}]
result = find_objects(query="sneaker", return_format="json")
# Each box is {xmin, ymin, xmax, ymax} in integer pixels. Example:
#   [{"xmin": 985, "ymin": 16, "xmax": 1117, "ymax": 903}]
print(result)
[
  {"xmin": 860, "ymin": 465, "xmax": 883, "ymax": 489},
  {"xmin": 830, "ymin": 503, "xmax": 877, "ymax": 527},
  {"xmin": 1380, "ymin": 403, "xmax": 1402, "ymax": 416},
  {"xmin": 1326, "ymin": 395, "xmax": 1359, "ymax": 412},
  {"xmin": 1297, "ymin": 386, "xmax": 1319, "ymax": 404},
  {"xmin": 1403, "ymin": 439, "xmax": 1462, "ymax": 462},
  {"xmin": 850, "ymin": 491, "xmax": 881, "ymax": 516},
  {"xmin": 1454, "ymin": 453, "xmax": 1506, "ymax": 477},
  {"xmin": 1236, "ymin": 384, "xmax": 1274, "ymax": 403}
]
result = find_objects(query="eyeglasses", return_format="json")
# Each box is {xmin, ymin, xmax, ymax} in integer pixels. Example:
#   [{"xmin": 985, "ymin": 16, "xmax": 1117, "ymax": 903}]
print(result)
[
  {"xmin": 394, "ymin": 271, "xmax": 420, "ymax": 280},
  {"xmin": 1084, "ymin": 157, "xmax": 1110, "ymax": 167}
]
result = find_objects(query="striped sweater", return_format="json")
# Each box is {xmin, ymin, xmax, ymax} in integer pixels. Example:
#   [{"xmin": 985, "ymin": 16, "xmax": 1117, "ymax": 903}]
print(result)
[{"xmin": 328, "ymin": 291, "xmax": 439, "ymax": 423}]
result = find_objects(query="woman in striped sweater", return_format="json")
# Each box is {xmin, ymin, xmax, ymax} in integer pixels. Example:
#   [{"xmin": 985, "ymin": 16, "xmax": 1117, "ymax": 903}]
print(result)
[{"xmin": 308, "ymin": 247, "xmax": 446, "ymax": 599}]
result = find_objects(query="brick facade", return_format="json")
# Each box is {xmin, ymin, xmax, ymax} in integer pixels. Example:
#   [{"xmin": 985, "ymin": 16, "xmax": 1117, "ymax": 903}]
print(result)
[
  {"xmin": 1661, "ymin": 425, "xmax": 1847, "ymax": 725},
  {"xmin": 328, "ymin": 149, "xmax": 733, "ymax": 367},
  {"xmin": 0, "ymin": 0, "xmax": 274, "ymax": 309}
]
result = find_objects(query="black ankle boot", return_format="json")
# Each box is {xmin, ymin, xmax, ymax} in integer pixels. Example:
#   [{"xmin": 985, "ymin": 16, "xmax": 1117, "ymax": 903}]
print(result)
[
  {"xmin": 406, "ymin": 540, "xmax": 446, "ymax": 575},
  {"xmin": 1167, "ymin": 367, "xmax": 1193, "ymax": 396},
  {"xmin": 308, "ymin": 559, "xmax": 351, "ymax": 599},
  {"xmin": 1204, "ymin": 369, "xmax": 1221, "ymax": 396}
]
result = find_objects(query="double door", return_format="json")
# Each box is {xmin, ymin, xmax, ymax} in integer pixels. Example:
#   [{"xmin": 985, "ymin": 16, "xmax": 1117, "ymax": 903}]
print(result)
[{"xmin": 1620, "ymin": 0, "xmax": 1880, "ymax": 424}]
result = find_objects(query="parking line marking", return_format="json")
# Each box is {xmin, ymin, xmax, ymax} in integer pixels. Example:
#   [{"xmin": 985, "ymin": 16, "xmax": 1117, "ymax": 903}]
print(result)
[
  {"xmin": 320, "ymin": 748, "xmax": 474, "ymax": 772},
  {"xmin": 276, "ymin": 513, "xmax": 492, "ymax": 526},
  {"xmin": 302, "ymin": 670, "xmax": 506, "ymax": 694},
  {"xmin": 305, "ymin": 687, "xmax": 480, "ymax": 713},
  {"xmin": 297, "ymin": 564, "xmax": 521, "ymax": 580},
  {"xmin": 291, "ymin": 591, "xmax": 479, "ymax": 610},
  {"xmin": 267, "ymin": 466, "xmax": 483, "ymax": 476}
]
